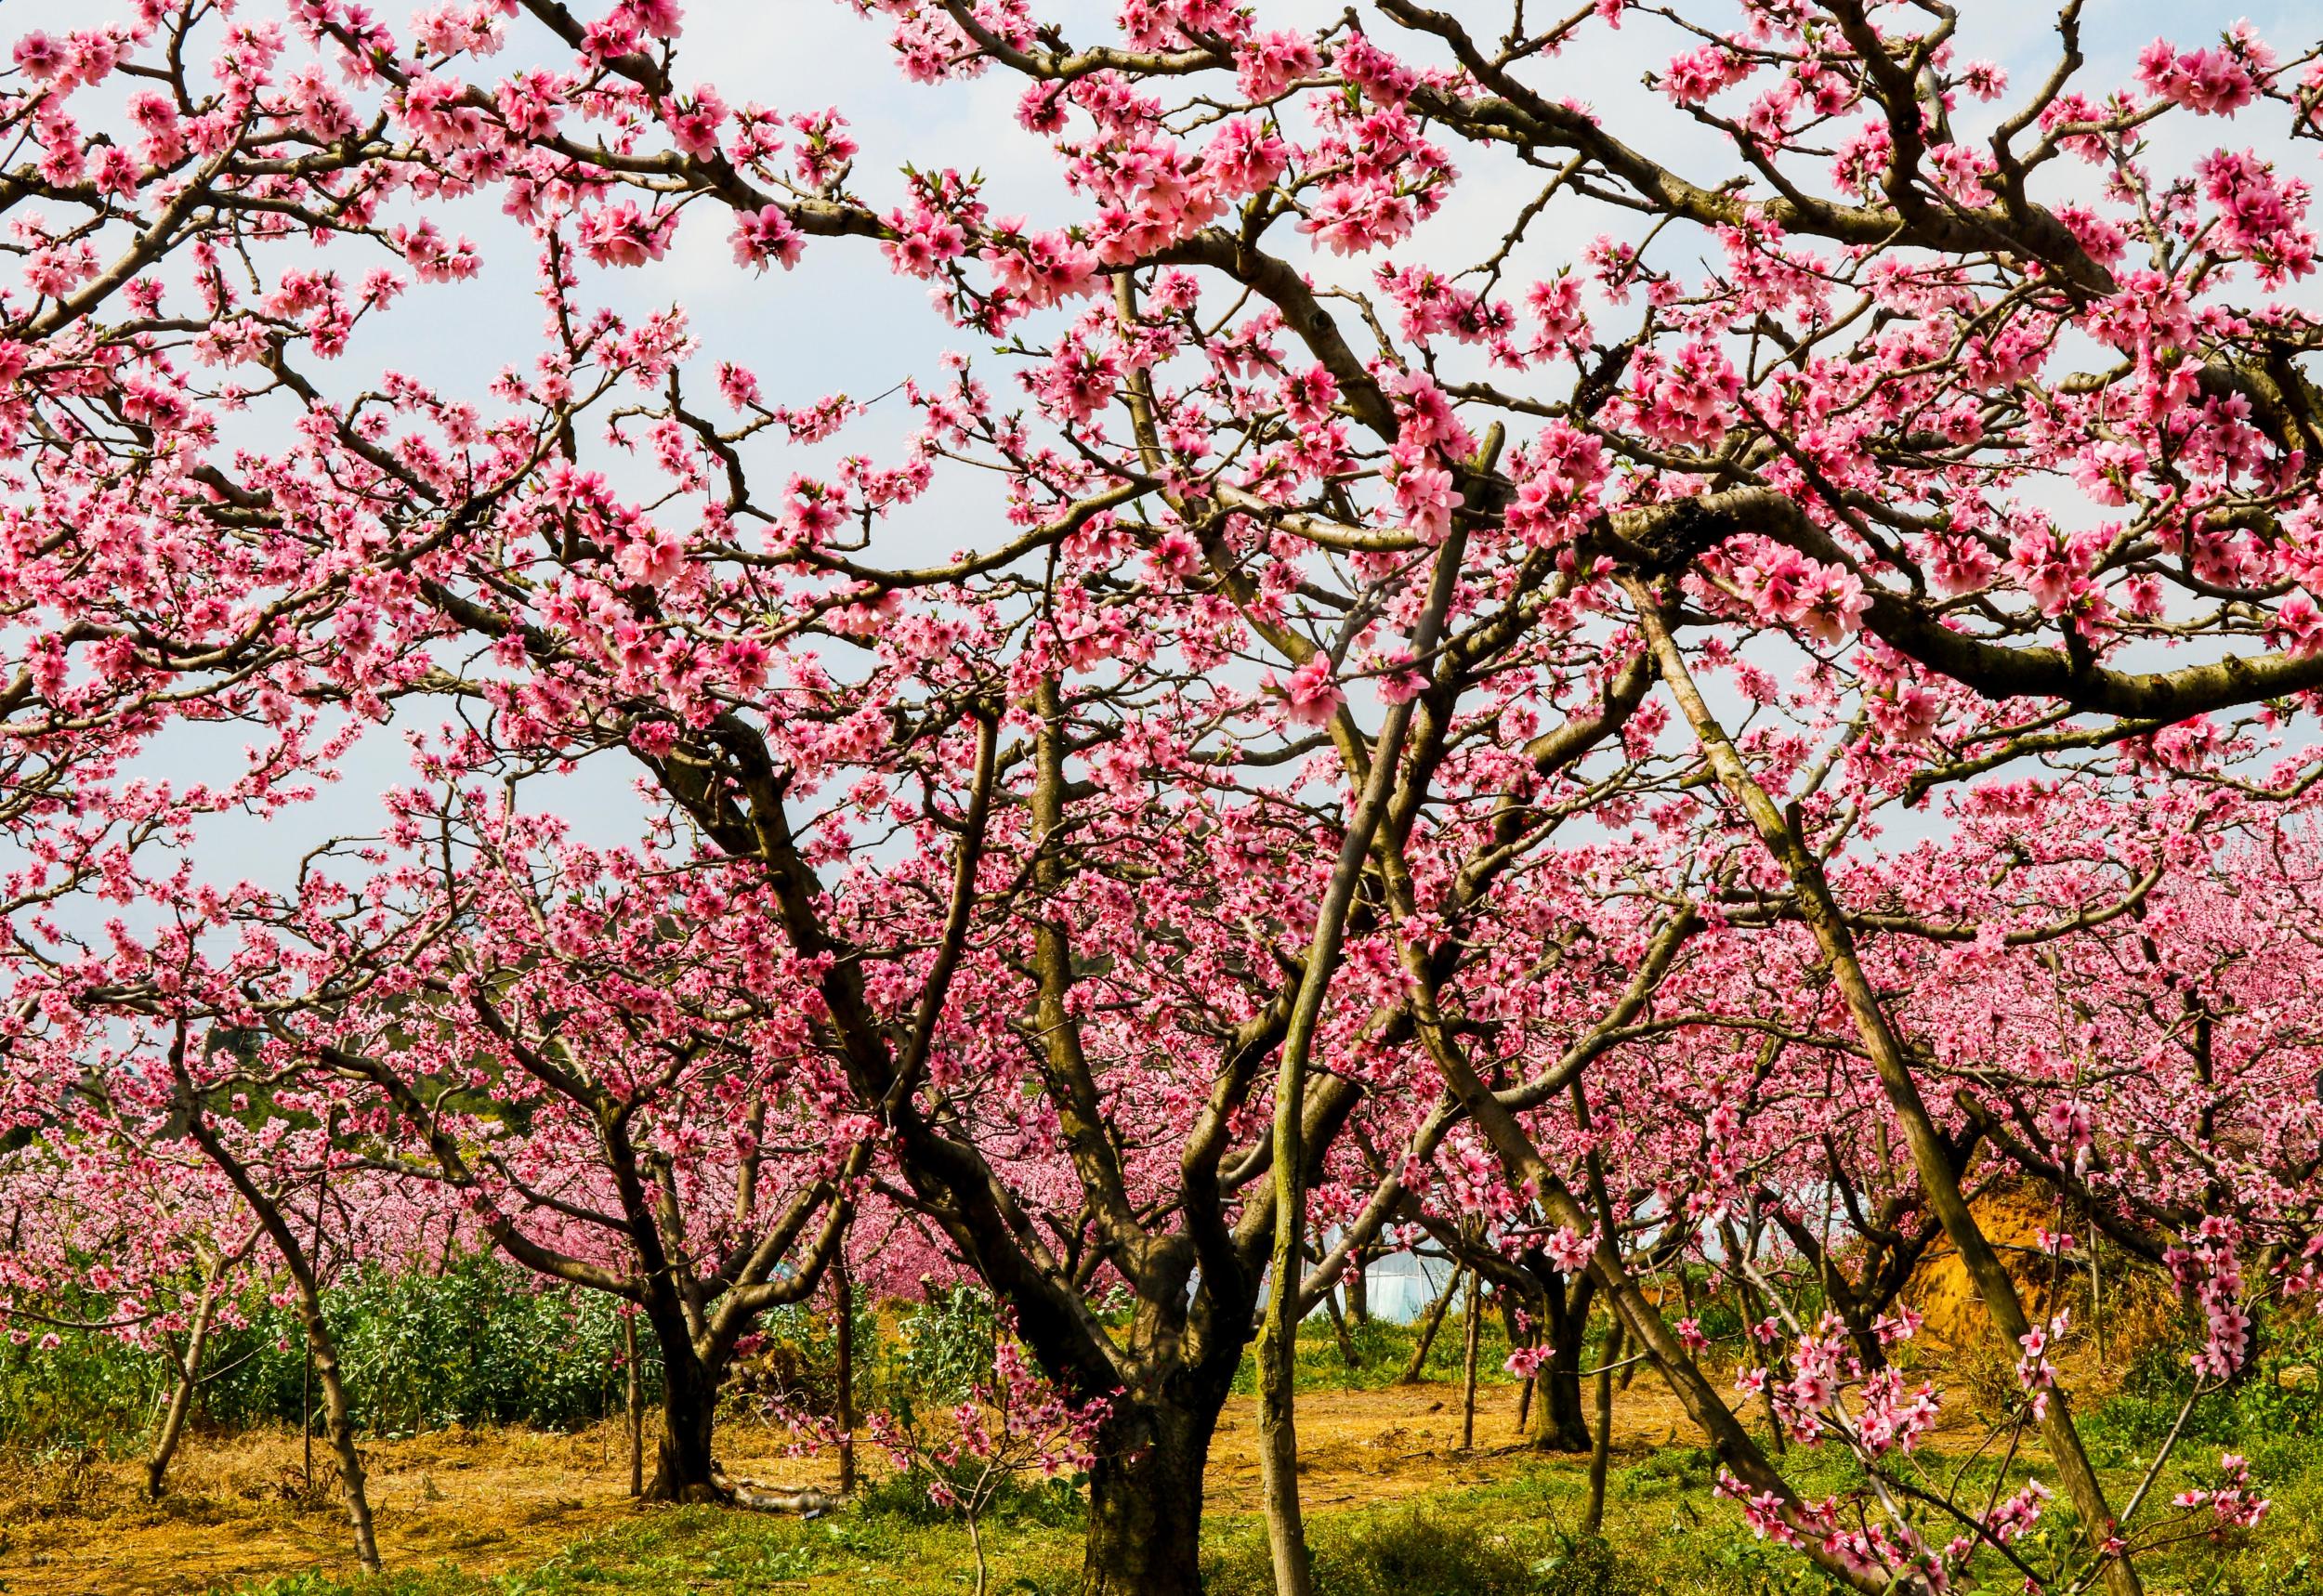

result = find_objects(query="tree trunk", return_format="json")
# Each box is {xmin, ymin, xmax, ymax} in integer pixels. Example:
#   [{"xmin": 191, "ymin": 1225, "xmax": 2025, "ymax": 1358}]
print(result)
[
  {"xmin": 1322, "ymin": 1286, "xmax": 1360, "ymax": 1367},
  {"xmin": 1532, "ymin": 1338, "xmax": 1592, "ymax": 1453},
  {"xmin": 644, "ymin": 1349, "xmax": 727, "ymax": 1503},
  {"xmin": 1257, "ymin": 1265, "xmax": 1313, "ymax": 1596},
  {"xmin": 294, "ymin": 1286, "xmax": 379, "ymax": 1574},
  {"xmin": 1529, "ymin": 1271, "xmax": 1593, "ymax": 1453},
  {"xmin": 1583, "ymin": 1315, "xmax": 1624, "ymax": 1535},
  {"xmin": 1081, "ymin": 1399, "xmax": 1214, "ymax": 1596},
  {"xmin": 1256, "ymin": 504, "xmax": 1474, "ymax": 1596},
  {"xmin": 146, "ymin": 1258, "xmax": 224, "ymax": 1500}
]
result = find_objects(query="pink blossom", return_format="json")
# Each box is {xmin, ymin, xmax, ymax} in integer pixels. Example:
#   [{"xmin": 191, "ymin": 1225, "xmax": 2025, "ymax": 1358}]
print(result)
[
  {"xmin": 1280, "ymin": 654, "xmax": 1344, "ymax": 726},
  {"xmin": 2140, "ymin": 28, "xmax": 2274, "ymax": 116},
  {"xmin": 730, "ymin": 206, "xmax": 805, "ymax": 272},
  {"xmin": 579, "ymin": 203, "xmax": 675, "ymax": 268}
]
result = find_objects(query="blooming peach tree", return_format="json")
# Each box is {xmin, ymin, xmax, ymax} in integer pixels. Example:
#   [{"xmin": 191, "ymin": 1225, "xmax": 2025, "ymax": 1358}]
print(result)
[{"xmin": 6, "ymin": 3, "xmax": 2323, "ymax": 1593}]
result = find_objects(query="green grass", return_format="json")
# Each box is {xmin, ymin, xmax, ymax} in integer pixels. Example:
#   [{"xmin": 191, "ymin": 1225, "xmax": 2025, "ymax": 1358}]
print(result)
[{"xmin": 217, "ymin": 1503, "xmax": 1088, "ymax": 1596}]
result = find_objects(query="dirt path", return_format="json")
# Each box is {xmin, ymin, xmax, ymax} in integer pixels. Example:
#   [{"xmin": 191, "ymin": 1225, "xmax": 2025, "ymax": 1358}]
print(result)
[{"xmin": 0, "ymin": 1378, "xmax": 1691, "ymax": 1595}]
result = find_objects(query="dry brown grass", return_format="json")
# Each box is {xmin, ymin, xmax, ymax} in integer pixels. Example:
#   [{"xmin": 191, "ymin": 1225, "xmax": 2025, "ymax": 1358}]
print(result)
[
  {"xmin": 0, "ymin": 1420, "xmax": 650, "ymax": 1595},
  {"xmin": 0, "ymin": 1379, "xmax": 1710, "ymax": 1596}
]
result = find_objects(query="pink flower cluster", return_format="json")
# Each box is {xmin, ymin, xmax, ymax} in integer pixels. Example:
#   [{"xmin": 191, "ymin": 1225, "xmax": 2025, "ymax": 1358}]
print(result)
[{"xmin": 2138, "ymin": 26, "xmax": 2275, "ymax": 116}]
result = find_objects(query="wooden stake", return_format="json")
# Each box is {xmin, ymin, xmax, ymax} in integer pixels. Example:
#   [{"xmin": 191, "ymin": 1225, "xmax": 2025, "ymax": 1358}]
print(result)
[
  {"xmin": 1398, "ymin": 1262, "xmax": 1457, "ymax": 1385},
  {"xmin": 834, "ymin": 1253, "xmax": 857, "ymax": 1495},
  {"xmin": 1460, "ymin": 1266, "xmax": 1482, "ymax": 1452},
  {"xmin": 624, "ymin": 1315, "xmax": 643, "ymax": 1498}
]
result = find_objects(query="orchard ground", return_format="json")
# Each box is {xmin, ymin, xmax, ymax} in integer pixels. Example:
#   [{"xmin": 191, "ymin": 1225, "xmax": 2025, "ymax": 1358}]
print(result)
[{"xmin": 5, "ymin": 1315, "xmax": 2321, "ymax": 1596}]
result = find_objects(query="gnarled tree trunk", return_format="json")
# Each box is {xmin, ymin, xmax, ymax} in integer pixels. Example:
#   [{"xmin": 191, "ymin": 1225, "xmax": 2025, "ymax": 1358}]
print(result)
[
  {"xmin": 644, "ymin": 1341, "xmax": 727, "ymax": 1503},
  {"xmin": 1082, "ymin": 1397, "xmax": 1216, "ymax": 1596},
  {"xmin": 1527, "ymin": 1267, "xmax": 1594, "ymax": 1453}
]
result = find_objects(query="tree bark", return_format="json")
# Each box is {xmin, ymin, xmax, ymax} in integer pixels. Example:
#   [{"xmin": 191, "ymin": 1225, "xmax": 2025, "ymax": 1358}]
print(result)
[
  {"xmin": 1583, "ymin": 1315, "xmax": 1624, "ymax": 1535},
  {"xmin": 302, "ymin": 1311, "xmax": 314, "ymax": 1490},
  {"xmin": 1529, "ymin": 1270, "xmax": 1594, "ymax": 1453},
  {"xmin": 1459, "ymin": 1266, "xmax": 1482, "ymax": 1451},
  {"xmin": 300, "ymin": 1294, "xmax": 379, "ymax": 1573},
  {"xmin": 1321, "ymin": 1283, "xmax": 1360, "ymax": 1368},
  {"xmin": 644, "ymin": 1345, "xmax": 726, "ymax": 1503},
  {"xmin": 1081, "ymin": 1399, "xmax": 1214, "ymax": 1596},
  {"xmin": 1533, "ymin": 1338, "xmax": 1592, "ymax": 1453}
]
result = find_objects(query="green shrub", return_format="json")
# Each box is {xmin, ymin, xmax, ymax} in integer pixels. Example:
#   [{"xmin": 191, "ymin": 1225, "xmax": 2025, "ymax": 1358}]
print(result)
[
  {"xmin": 875, "ymin": 1283, "xmax": 1003, "ymax": 1423},
  {"xmin": 1524, "ymin": 1533, "xmax": 1647, "ymax": 1596},
  {"xmin": 0, "ymin": 1313, "xmax": 164, "ymax": 1454},
  {"xmin": 327, "ymin": 1257, "xmax": 640, "ymax": 1433},
  {"xmin": 0, "ymin": 1251, "xmax": 650, "ymax": 1452},
  {"xmin": 857, "ymin": 1463, "xmax": 1087, "ymax": 1528},
  {"xmin": 1227, "ymin": 1307, "xmax": 1523, "ymax": 1395},
  {"xmin": 1313, "ymin": 1509, "xmax": 1541, "ymax": 1596}
]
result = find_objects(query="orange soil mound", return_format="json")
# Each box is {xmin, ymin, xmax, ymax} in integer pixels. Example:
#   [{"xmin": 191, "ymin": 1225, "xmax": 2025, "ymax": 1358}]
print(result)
[{"xmin": 1903, "ymin": 1184, "xmax": 2067, "ymax": 1350}]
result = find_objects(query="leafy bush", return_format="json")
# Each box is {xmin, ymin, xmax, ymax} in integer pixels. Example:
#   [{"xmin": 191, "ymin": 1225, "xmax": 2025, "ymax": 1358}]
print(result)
[
  {"xmin": 0, "ymin": 1315, "xmax": 165, "ymax": 1453},
  {"xmin": 1525, "ymin": 1531, "xmax": 1651, "ymax": 1596},
  {"xmin": 880, "ymin": 1283, "xmax": 1002, "ymax": 1417},
  {"xmin": 327, "ymin": 1257, "xmax": 639, "ymax": 1434},
  {"xmin": 0, "ymin": 1251, "xmax": 650, "ymax": 1453},
  {"xmin": 1312, "ymin": 1510, "xmax": 1543, "ymax": 1596}
]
